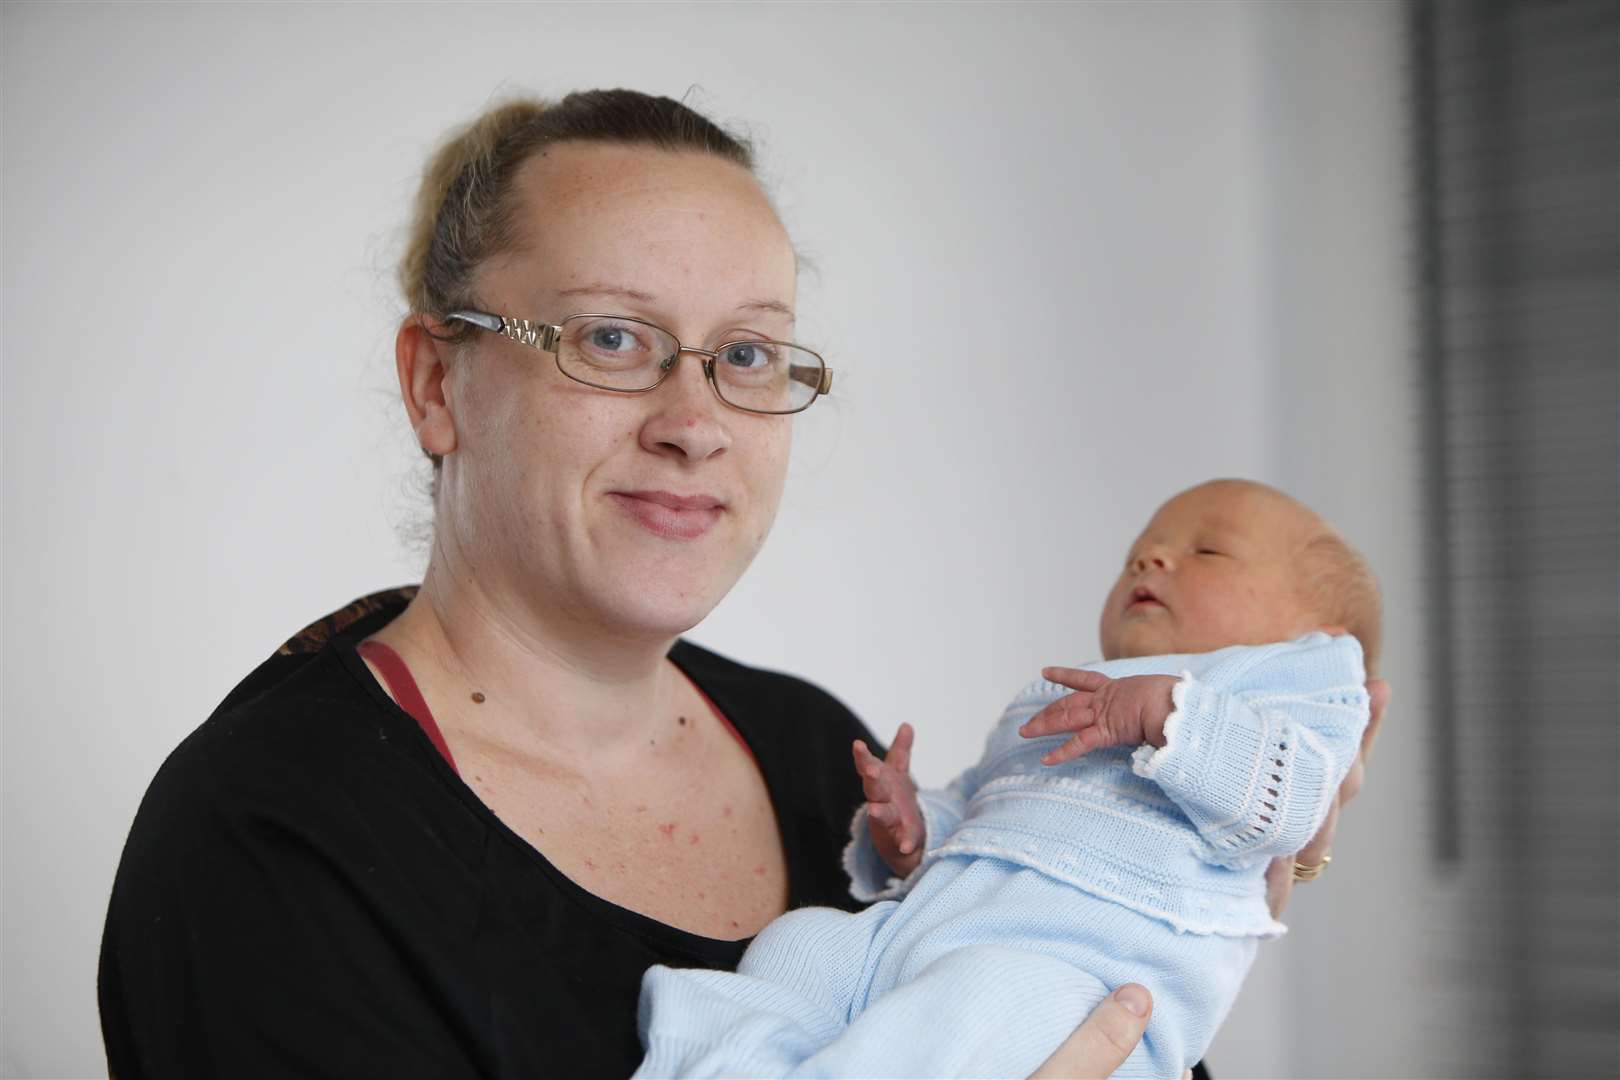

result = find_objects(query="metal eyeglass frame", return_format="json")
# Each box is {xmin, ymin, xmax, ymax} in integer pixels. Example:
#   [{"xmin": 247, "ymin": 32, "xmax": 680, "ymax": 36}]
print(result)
[{"xmin": 443, "ymin": 310, "xmax": 833, "ymax": 416}]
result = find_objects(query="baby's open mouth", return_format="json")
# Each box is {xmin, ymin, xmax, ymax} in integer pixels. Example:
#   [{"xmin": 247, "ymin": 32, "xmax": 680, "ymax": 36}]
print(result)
[{"xmin": 1128, "ymin": 586, "xmax": 1165, "ymax": 610}]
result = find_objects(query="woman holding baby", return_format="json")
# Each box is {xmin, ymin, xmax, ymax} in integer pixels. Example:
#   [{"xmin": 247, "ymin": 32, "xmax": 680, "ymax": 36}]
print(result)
[{"xmin": 99, "ymin": 91, "xmax": 1385, "ymax": 1078}]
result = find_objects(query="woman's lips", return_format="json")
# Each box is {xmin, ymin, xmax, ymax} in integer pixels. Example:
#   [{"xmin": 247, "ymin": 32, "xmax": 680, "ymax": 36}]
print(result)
[{"xmin": 609, "ymin": 491, "xmax": 725, "ymax": 540}]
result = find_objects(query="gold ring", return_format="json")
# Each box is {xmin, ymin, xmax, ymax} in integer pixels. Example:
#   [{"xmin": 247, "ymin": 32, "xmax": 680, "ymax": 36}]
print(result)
[{"xmin": 1292, "ymin": 854, "xmax": 1331, "ymax": 882}]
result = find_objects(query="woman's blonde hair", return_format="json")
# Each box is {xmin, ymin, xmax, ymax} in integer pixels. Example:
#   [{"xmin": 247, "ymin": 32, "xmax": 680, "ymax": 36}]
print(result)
[{"xmin": 401, "ymin": 88, "xmax": 754, "ymax": 322}]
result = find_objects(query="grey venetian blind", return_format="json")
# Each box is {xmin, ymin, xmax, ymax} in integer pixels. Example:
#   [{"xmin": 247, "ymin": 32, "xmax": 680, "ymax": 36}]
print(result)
[{"xmin": 1410, "ymin": 0, "xmax": 1619, "ymax": 1075}]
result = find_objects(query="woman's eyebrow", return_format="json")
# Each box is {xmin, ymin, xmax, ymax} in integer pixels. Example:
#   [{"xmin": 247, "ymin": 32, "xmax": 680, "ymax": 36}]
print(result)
[
  {"xmin": 739, "ymin": 298, "xmax": 795, "ymax": 318},
  {"xmin": 556, "ymin": 283, "xmax": 656, "ymax": 305},
  {"xmin": 554, "ymin": 283, "xmax": 793, "ymax": 320}
]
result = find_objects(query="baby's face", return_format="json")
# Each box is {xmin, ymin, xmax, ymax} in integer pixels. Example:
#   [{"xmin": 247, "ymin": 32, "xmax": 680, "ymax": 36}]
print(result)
[{"xmin": 1099, "ymin": 482, "xmax": 1324, "ymax": 659}]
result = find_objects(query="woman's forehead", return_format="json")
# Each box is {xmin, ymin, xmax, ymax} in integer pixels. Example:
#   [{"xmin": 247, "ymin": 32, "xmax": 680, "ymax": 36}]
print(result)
[{"xmin": 492, "ymin": 143, "xmax": 796, "ymax": 312}]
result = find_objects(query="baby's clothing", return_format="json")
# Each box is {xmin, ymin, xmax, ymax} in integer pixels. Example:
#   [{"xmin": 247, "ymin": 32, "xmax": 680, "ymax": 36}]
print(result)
[{"xmin": 636, "ymin": 633, "xmax": 1369, "ymax": 1078}]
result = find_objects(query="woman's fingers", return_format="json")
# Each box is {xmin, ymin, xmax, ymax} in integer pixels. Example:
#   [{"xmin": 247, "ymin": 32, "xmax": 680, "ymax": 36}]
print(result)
[
  {"xmin": 1267, "ymin": 797, "xmax": 1341, "ymax": 918},
  {"xmin": 1296, "ymin": 797, "xmax": 1339, "ymax": 867},
  {"xmin": 1361, "ymin": 678, "xmax": 1391, "ymax": 765},
  {"xmin": 1028, "ymin": 984, "xmax": 1152, "ymax": 1079},
  {"xmin": 1042, "ymin": 667, "xmax": 1112, "ymax": 693},
  {"xmin": 1265, "ymin": 682, "xmax": 1386, "ymax": 919},
  {"xmin": 1340, "ymin": 678, "xmax": 1390, "ymax": 806}
]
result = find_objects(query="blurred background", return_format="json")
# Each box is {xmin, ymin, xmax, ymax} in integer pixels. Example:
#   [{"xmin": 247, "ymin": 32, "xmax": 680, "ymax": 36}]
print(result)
[{"xmin": 2, "ymin": 1, "xmax": 1614, "ymax": 1076}]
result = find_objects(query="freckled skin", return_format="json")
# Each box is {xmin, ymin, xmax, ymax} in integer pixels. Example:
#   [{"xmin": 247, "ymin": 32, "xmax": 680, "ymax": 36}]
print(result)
[
  {"xmin": 437, "ymin": 144, "xmax": 798, "ymax": 643},
  {"xmin": 386, "ymin": 143, "xmax": 796, "ymax": 942}
]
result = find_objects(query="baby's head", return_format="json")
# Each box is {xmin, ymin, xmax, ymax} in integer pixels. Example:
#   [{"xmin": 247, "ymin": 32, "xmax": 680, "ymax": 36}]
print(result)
[{"xmin": 1099, "ymin": 479, "xmax": 1381, "ymax": 674}]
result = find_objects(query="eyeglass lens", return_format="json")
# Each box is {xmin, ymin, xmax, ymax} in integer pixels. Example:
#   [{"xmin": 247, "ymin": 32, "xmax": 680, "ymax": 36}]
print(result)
[{"xmin": 557, "ymin": 315, "xmax": 822, "ymax": 413}]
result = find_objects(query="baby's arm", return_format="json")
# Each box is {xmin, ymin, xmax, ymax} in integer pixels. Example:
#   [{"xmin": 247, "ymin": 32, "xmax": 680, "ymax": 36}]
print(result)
[
  {"xmin": 1022, "ymin": 635, "xmax": 1370, "ymax": 867},
  {"xmin": 852, "ymin": 726, "xmax": 926, "ymax": 878},
  {"xmin": 1017, "ymin": 669, "xmax": 1180, "ymax": 765},
  {"xmin": 844, "ymin": 730, "xmax": 987, "ymax": 901}
]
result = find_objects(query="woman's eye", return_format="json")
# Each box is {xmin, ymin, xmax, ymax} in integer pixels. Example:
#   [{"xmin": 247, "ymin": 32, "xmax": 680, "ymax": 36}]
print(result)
[
  {"xmin": 719, "ymin": 342, "xmax": 777, "ymax": 370},
  {"xmin": 587, "ymin": 325, "xmax": 640, "ymax": 353}
]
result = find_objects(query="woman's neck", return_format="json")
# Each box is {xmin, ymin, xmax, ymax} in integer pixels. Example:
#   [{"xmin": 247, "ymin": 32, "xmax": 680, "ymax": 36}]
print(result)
[{"xmin": 372, "ymin": 560, "xmax": 684, "ymax": 763}]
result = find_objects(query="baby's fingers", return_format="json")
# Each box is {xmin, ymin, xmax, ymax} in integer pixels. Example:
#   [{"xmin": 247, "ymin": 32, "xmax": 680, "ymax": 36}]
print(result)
[
  {"xmin": 895, "ymin": 793, "xmax": 925, "ymax": 855},
  {"xmin": 1041, "ymin": 667, "xmax": 1111, "ymax": 693},
  {"xmin": 886, "ymin": 723, "xmax": 915, "ymax": 777},
  {"xmin": 1020, "ymin": 695, "xmax": 1096, "ymax": 739},
  {"xmin": 1041, "ymin": 727, "xmax": 1111, "ymax": 766},
  {"xmin": 868, "ymin": 795, "xmax": 923, "ymax": 853},
  {"xmin": 852, "ymin": 741, "xmax": 888, "ymax": 799}
]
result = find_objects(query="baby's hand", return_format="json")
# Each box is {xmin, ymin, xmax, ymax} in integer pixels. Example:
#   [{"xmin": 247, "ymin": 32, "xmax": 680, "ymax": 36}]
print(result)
[
  {"xmin": 1018, "ymin": 669, "xmax": 1179, "ymax": 766},
  {"xmin": 852, "ymin": 724, "xmax": 925, "ymax": 878}
]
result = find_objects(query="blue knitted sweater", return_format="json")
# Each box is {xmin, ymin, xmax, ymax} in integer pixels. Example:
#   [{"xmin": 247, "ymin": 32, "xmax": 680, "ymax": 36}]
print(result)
[{"xmin": 843, "ymin": 633, "xmax": 1370, "ymax": 937}]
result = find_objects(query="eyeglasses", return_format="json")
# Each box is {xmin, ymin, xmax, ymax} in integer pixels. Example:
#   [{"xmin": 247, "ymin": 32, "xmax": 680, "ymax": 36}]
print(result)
[{"xmin": 444, "ymin": 310, "xmax": 833, "ymax": 416}]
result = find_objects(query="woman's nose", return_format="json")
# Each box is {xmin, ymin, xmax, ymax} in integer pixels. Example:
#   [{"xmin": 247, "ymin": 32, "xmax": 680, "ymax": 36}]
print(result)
[{"xmin": 639, "ymin": 353, "xmax": 732, "ymax": 462}]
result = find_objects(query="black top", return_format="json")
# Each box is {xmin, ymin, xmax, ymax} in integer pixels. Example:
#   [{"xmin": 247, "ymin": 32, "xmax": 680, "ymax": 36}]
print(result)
[{"xmin": 98, "ymin": 589, "xmax": 878, "ymax": 1079}]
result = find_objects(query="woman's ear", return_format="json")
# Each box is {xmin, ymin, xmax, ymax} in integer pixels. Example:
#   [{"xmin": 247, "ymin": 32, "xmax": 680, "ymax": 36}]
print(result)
[{"xmin": 396, "ymin": 315, "xmax": 458, "ymax": 457}]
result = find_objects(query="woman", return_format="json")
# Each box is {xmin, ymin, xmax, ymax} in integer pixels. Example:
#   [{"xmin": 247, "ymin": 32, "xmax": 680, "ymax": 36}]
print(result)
[{"xmin": 99, "ymin": 90, "xmax": 1380, "ymax": 1078}]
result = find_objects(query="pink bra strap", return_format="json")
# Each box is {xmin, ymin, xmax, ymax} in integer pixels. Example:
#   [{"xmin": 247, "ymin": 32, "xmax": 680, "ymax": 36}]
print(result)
[{"xmin": 357, "ymin": 640, "xmax": 462, "ymax": 777}]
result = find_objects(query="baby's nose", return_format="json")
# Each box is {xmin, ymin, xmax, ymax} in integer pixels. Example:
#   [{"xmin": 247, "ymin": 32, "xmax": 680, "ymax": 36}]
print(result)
[{"xmin": 1133, "ymin": 548, "xmax": 1172, "ymax": 574}]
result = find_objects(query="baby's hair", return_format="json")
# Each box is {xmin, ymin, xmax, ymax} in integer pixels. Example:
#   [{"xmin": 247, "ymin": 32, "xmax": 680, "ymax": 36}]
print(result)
[
  {"xmin": 1189, "ymin": 478, "xmax": 1382, "ymax": 676},
  {"xmin": 1298, "ymin": 526, "xmax": 1382, "ymax": 678}
]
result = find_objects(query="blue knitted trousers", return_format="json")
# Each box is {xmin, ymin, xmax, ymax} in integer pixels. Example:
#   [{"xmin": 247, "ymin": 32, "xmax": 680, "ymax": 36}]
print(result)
[{"xmin": 636, "ymin": 855, "xmax": 1256, "ymax": 1078}]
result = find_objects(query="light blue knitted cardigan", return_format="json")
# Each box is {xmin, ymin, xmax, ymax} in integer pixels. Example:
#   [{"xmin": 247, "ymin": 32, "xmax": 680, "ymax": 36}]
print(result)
[{"xmin": 843, "ymin": 632, "xmax": 1370, "ymax": 937}]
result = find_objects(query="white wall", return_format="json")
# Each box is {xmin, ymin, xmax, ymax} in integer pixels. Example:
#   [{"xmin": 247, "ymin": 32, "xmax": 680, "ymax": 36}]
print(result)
[{"xmin": 1, "ymin": 2, "xmax": 1419, "ymax": 1076}]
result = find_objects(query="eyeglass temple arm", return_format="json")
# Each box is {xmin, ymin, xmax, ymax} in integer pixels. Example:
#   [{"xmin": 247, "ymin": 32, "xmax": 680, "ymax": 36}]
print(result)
[
  {"xmin": 789, "ymin": 365, "xmax": 834, "ymax": 396},
  {"xmin": 444, "ymin": 310, "xmax": 502, "ymax": 332},
  {"xmin": 444, "ymin": 311, "xmax": 560, "ymax": 351}
]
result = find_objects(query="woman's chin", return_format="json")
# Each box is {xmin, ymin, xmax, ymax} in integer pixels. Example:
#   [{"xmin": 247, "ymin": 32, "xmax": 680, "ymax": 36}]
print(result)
[{"xmin": 589, "ymin": 575, "xmax": 736, "ymax": 643}]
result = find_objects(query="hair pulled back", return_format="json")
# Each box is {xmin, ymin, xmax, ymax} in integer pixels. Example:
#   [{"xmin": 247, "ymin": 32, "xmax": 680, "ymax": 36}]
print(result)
[{"xmin": 399, "ymin": 89, "xmax": 755, "ymax": 332}]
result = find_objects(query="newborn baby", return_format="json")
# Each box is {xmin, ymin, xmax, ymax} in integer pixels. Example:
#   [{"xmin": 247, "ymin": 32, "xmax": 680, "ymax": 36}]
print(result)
[{"xmin": 637, "ymin": 479, "xmax": 1380, "ymax": 1078}]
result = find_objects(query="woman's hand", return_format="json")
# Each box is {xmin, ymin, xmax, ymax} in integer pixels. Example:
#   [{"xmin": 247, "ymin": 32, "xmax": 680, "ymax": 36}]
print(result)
[
  {"xmin": 852, "ymin": 724, "xmax": 925, "ymax": 878},
  {"xmin": 1265, "ymin": 678, "xmax": 1391, "ymax": 917},
  {"xmin": 1028, "ymin": 984, "xmax": 1154, "ymax": 1079}
]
